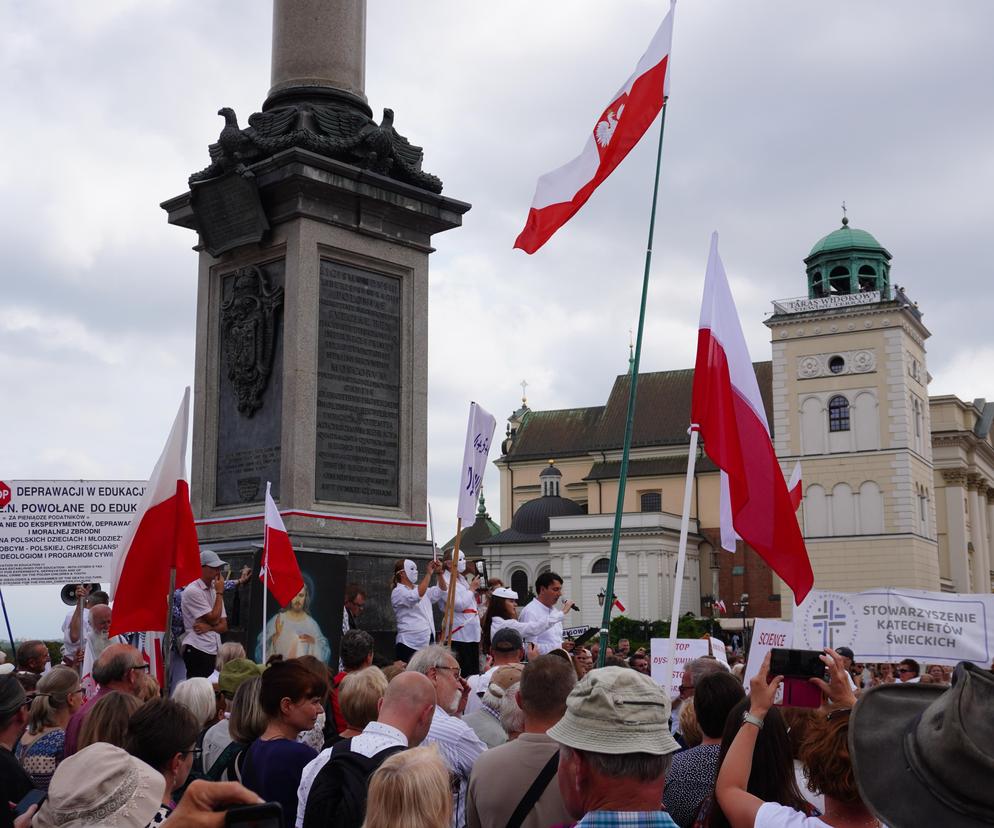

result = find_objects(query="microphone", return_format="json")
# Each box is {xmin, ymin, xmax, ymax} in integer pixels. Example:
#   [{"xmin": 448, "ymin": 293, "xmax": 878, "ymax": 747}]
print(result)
[{"xmin": 570, "ymin": 603, "xmax": 580, "ymax": 612}]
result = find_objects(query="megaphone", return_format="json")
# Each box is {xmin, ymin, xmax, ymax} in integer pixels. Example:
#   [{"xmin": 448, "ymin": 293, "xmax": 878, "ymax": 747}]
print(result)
[{"xmin": 60, "ymin": 583, "xmax": 101, "ymax": 606}]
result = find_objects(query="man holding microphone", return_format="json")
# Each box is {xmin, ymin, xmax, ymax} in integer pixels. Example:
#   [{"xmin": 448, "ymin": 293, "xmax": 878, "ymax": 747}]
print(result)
[{"xmin": 517, "ymin": 572, "xmax": 574, "ymax": 655}]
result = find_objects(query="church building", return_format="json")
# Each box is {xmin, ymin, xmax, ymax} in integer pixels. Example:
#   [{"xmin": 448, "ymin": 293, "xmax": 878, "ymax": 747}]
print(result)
[{"xmin": 482, "ymin": 219, "xmax": 994, "ymax": 630}]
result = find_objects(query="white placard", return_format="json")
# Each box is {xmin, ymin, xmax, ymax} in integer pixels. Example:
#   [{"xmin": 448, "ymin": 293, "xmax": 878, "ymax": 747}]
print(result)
[
  {"xmin": 794, "ymin": 588, "xmax": 994, "ymax": 667},
  {"xmin": 456, "ymin": 402, "xmax": 496, "ymax": 525},
  {"xmin": 742, "ymin": 619, "xmax": 793, "ymax": 691},
  {"xmin": 0, "ymin": 479, "xmax": 146, "ymax": 585},
  {"xmin": 650, "ymin": 638, "xmax": 729, "ymax": 697}
]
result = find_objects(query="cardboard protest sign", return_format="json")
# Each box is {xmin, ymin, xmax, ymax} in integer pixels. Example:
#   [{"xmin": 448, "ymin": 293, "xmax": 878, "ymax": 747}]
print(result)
[
  {"xmin": 795, "ymin": 588, "xmax": 994, "ymax": 667},
  {"xmin": 650, "ymin": 637, "xmax": 728, "ymax": 696},
  {"xmin": 742, "ymin": 618, "xmax": 793, "ymax": 696}
]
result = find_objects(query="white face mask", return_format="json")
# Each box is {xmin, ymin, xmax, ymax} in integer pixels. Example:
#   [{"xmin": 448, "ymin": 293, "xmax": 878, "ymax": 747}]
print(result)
[
  {"xmin": 457, "ymin": 555, "xmax": 466, "ymax": 574},
  {"xmin": 404, "ymin": 560, "xmax": 419, "ymax": 583}
]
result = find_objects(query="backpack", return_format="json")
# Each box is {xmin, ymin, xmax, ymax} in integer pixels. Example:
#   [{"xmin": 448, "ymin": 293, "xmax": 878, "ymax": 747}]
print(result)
[{"xmin": 302, "ymin": 738, "xmax": 405, "ymax": 828}]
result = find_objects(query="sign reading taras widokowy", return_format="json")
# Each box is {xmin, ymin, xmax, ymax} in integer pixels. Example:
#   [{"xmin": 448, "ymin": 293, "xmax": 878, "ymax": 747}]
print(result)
[
  {"xmin": 795, "ymin": 588, "xmax": 994, "ymax": 667},
  {"xmin": 651, "ymin": 638, "xmax": 729, "ymax": 697},
  {"xmin": 0, "ymin": 480, "xmax": 146, "ymax": 585}
]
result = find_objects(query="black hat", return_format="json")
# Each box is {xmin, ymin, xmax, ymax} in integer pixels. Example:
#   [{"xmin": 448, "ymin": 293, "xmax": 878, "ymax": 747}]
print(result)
[
  {"xmin": 850, "ymin": 662, "xmax": 994, "ymax": 827},
  {"xmin": 835, "ymin": 646, "xmax": 855, "ymax": 660},
  {"xmin": 491, "ymin": 628, "xmax": 523, "ymax": 653}
]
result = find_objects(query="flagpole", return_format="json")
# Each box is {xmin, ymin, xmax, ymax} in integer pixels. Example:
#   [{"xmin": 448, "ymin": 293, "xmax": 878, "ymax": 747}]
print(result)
[
  {"xmin": 596, "ymin": 100, "xmax": 669, "ymax": 668},
  {"xmin": 262, "ymin": 482, "xmax": 270, "ymax": 665},
  {"xmin": 443, "ymin": 519, "xmax": 463, "ymax": 645},
  {"xmin": 162, "ymin": 569, "xmax": 176, "ymax": 694},
  {"xmin": 661, "ymin": 425, "xmax": 699, "ymax": 693}
]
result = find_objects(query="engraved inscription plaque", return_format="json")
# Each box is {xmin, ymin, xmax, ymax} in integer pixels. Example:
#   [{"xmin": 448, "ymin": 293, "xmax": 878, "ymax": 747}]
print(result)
[
  {"xmin": 216, "ymin": 259, "xmax": 285, "ymax": 506},
  {"xmin": 316, "ymin": 261, "xmax": 401, "ymax": 506}
]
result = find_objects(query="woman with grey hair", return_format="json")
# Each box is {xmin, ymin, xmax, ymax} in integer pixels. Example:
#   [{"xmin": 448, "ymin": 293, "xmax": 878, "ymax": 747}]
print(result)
[{"xmin": 462, "ymin": 664, "xmax": 522, "ymax": 748}]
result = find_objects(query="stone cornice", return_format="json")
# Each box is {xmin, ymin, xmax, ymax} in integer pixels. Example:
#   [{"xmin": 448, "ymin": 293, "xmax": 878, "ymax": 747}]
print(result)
[
  {"xmin": 941, "ymin": 468, "xmax": 968, "ymax": 486},
  {"xmin": 766, "ymin": 301, "xmax": 930, "ymax": 346}
]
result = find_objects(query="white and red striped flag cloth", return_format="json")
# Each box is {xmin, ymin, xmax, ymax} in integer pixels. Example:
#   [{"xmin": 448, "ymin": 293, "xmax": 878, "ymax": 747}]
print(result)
[
  {"xmin": 787, "ymin": 461, "xmax": 802, "ymax": 511},
  {"xmin": 514, "ymin": 3, "xmax": 674, "ymax": 254},
  {"xmin": 260, "ymin": 482, "xmax": 303, "ymax": 607},
  {"xmin": 109, "ymin": 389, "xmax": 201, "ymax": 636},
  {"xmin": 691, "ymin": 234, "xmax": 814, "ymax": 604}
]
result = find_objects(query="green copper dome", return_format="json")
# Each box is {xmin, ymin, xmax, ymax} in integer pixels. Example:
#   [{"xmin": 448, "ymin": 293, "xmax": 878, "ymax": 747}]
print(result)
[{"xmin": 808, "ymin": 222, "xmax": 886, "ymax": 257}]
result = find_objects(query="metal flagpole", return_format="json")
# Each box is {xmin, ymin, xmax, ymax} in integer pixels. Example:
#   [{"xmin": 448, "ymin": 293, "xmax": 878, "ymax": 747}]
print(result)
[
  {"xmin": 596, "ymin": 101, "xmax": 670, "ymax": 668},
  {"xmin": 262, "ymin": 485, "xmax": 270, "ymax": 664},
  {"xmin": 661, "ymin": 426, "xmax": 699, "ymax": 693},
  {"xmin": 161, "ymin": 569, "xmax": 176, "ymax": 694}
]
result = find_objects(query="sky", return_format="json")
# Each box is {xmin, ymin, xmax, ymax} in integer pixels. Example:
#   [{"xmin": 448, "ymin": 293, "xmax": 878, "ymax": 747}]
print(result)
[{"xmin": 2, "ymin": 1, "xmax": 993, "ymax": 638}]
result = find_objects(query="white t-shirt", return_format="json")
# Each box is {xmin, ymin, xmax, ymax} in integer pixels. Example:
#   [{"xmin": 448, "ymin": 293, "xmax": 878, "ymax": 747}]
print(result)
[
  {"xmin": 464, "ymin": 664, "xmax": 499, "ymax": 715},
  {"xmin": 61, "ymin": 607, "xmax": 91, "ymax": 662},
  {"xmin": 439, "ymin": 575, "xmax": 481, "ymax": 643},
  {"xmin": 181, "ymin": 578, "xmax": 226, "ymax": 655},
  {"xmin": 755, "ymin": 801, "xmax": 830, "ymax": 828},
  {"xmin": 391, "ymin": 583, "xmax": 443, "ymax": 650},
  {"xmin": 490, "ymin": 610, "xmax": 565, "ymax": 652}
]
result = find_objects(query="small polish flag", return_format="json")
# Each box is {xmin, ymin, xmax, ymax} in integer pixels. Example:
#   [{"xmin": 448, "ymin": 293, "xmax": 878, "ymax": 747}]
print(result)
[
  {"xmin": 514, "ymin": 3, "xmax": 674, "ymax": 253},
  {"xmin": 715, "ymin": 599, "xmax": 727, "ymax": 615},
  {"xmin": 613, "ymin": 598, "xmax": 627, "ymax": 613},
  {"xmin": 691, "ymin": 233, "xmax": 814, "ymax": 604},
  {"xmin": 139, "ymin": 632, "xmax": 165, "ymax": 689},
  {"xmin": 109, "ymin": 389, "xmax": 201, "ymax": 636},
  {"xmin": 788, "ymin": 462, "xmax": 802, "ymax": 511},
  {"xmin": 260, "ymin": 482, "xmax": 304, "ymax": 607}
]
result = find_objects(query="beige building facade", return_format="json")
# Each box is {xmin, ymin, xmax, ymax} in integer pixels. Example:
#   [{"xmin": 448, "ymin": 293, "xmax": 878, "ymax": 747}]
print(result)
[{"xmin": 484, "ymin": 219, "xmax": 993, "ymax": 626}]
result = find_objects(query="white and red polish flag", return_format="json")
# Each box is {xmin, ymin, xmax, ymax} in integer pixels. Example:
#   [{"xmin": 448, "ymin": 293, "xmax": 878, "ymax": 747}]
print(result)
[
  {"xmin": 691, "ymin": 234, "xmax": 814, "ymax": 604},
  {"xmin": 513, "ymin": 3, "xmax": 674, "ymax": 254},
  {"xmin": 260, "ymin": 482, "xmax": 303, "ymax": 607},
  {"xmin": 787, "ymin": 461, "xmax": 802, "ymax": 511},
  {"xmin": 109, "ymin": 389, "xmax": 201, "ymax": 636}
]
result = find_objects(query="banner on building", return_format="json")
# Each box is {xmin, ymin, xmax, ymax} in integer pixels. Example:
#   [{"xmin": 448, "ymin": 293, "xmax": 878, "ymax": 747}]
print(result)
[
  {"xmin": 650, "ymin": 637, "xmax": 729, "ymax": 696},
  {"xmin": 794, "ymin": 588, "xmax": 994, "ymax": 667},
  {"xmin": 0, "ymin": 480, "xmax": 146, "ymax": 585}
]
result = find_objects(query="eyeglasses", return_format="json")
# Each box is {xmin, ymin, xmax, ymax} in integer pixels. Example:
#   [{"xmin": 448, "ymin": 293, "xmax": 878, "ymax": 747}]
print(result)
[
  {"xmin": 180, "ymin": 747, "xmax": 203, "ymax": 759},
  {"xmin": 131, "ymin": 664, "xmax": 151, "ymax": 673},
  {"xmin": 897, "ymin": 667, "xmax": 914, "ymax": 674},
  {"xmin": 679, "ymin": 685, "xmax": 695, "ymax": 694},
  {"xmin": 434, "ymin": 665, "xmax": 461, "ymax": 677}
]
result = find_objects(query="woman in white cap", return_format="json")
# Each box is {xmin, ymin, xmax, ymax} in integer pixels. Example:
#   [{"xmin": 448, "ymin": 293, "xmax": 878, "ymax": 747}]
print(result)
[
  {"xmin": 390, "ymin": 558, "xmax": 443, "ymax": 662},
  {"xmin": 480, "ymin": 587, "xmax": 574, "ymax": 654}
]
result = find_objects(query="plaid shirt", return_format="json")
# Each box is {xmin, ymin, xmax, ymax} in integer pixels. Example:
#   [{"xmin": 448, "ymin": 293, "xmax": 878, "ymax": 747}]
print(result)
[{"xmin": 556, "ymin": 811, "xmax": 680, "ymax": 828}]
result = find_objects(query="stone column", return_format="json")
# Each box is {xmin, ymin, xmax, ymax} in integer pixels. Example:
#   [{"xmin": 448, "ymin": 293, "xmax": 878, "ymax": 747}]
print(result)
[
  {"xmin": 942, "ymin": 470, "xmax": 970, "ymax": 592},
  {"xmin": 269, "ymin": 0, "xmax": 367, "ymax": 104},
  {"xmin": 967, "ymin": 475, "xmax": 989, "ymax": 593},
  {"xmin": 987, "ymin": 491, "xmax": 994, "ymax": 593},
  {"xmin": 646, "ymin": 551, "xmax": 661, "ymax": 621}
]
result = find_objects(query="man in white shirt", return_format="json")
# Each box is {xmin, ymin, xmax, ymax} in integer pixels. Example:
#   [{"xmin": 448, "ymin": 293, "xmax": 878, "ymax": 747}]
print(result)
[
  {"xmin": 517, "ymin": 571, "xmax": 572, "ymax": 654},
  {"xmin": 297, "ymin": 671, "xmax": 437, "ymax": 828},
  {"xmin": 61, "ymin": 587, "xmax": 108, "ymax": 667},
  {"xmin": 465, "ymin": 627, "xmax": 525, "ymax": 715},
  {"xmin": 180, "ymin": 549, "xmax": 228, "ymax": 678},
  {"xmin": 408, "ymin": 645, "xmax": 487, "ymax": 828}
]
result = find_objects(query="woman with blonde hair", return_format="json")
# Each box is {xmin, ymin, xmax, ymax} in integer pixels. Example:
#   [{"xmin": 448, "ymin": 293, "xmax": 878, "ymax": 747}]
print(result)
[
  {"xmin": 77, "ymin": 690, "xmax": 142, "ymax": 750},
  {"xmin": 362, "ymin": 745, "xmax": 452, "ymax": 828},
  {"xmin": 338, "ymin": 665, "xmax": 388, "ymax": 739},
  {"xmin": 17, "ymin": 665, "xmax": 83, "ymax": 789}
]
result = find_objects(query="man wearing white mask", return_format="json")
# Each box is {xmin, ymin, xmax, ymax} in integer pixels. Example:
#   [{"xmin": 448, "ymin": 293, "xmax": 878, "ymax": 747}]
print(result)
[
  {"xmin": 391, "ymin": 557, "xmax": 444, "ymax": 662},
  {"xmin": 438, "ymin": 550, "xmax": 483, "ymax": 676}
]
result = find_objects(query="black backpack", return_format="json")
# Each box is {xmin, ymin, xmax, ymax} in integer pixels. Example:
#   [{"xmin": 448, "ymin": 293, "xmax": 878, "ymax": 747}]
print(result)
[{"xmin": 301, "ymin": 738, "xmax": 405, "ymax": 828}]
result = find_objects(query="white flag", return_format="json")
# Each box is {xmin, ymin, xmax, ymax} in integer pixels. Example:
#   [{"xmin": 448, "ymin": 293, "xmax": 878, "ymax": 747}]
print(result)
[{"xmin": 457, "ymin": 402, "xmax": 496, "ymax": 525}]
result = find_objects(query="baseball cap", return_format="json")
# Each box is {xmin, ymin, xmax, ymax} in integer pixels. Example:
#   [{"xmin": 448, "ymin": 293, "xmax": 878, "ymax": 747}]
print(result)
[
  {"xmin": 491, "ymin": 628, "xmax": 523, "ymax": 653},
  {"xmin": 200, "ymin": 549, "xmax": 224, "ymax": 568},
  {"xmin": 836, "ymin": 646, "xmax": 855, "ymax": 660},
  {"xmin": 548, "ymin": 666, "xmax": 680, "ymax": 756},
  {"xmin": 492, "ymin": 587, "xmax": 518, "ymax": 600}
]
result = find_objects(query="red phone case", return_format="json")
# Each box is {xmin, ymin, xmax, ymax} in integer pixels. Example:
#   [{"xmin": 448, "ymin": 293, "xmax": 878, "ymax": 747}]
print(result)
[{"xmin": 780, "ymin": 676, "xmax": 822, "ymax": 708}]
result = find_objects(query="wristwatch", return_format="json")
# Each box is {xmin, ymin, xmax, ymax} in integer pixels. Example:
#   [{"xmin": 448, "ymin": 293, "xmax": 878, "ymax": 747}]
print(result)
[{"xmin": 741, "ymin": 711, "xmax": 765, "ymax": 730}]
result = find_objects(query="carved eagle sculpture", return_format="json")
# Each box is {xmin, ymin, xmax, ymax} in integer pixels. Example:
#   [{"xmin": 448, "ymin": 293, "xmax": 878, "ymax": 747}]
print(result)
[{"xmin": 189, "ymin": 106, "xmax": 301, "ymax": 184}]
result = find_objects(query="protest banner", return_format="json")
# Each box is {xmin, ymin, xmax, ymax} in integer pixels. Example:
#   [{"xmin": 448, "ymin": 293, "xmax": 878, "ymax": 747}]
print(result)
[
  {"xmin": 651, "ymin": 637, "xmax": 729, "ymax": 696},
  {"xmin": 795, "ymin": 588, "xmax": 994, "ymax": 667},
  {"xmin": 742, "ymin": 618, "xmax": 793, "ymax": 694},
  {"xmin": 0, "ymin": 480, "xmax": 146, "ymax": 584}
]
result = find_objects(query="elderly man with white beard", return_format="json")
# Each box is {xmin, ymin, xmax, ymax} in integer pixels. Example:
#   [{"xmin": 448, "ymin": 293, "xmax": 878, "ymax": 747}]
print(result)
[{"xmin": 407, "ymin": 645, "xmax": 487, "ymax": 828}]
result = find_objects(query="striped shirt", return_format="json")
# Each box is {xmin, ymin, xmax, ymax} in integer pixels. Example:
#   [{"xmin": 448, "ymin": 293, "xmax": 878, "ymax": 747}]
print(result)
[{"xmin": 423, "ymin": 705, "xmax": 487, "ymax": 828}]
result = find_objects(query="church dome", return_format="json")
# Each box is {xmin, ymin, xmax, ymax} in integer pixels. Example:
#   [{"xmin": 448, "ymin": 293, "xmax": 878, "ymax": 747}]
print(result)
[
  {"xmin": 808, "ymin": 220, "xmax": 886, "ymax": 257},
  {"xmin": 510, "ymin": 493, "xmax": 583, "ymax": 536}
]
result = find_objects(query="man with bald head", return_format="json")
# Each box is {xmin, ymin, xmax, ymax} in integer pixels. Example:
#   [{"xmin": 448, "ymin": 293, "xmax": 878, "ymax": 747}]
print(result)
[
  {"xmin": 299, "ymin": 671, "xmax": 437, "ymax": 828},
  {"xmin": 64, "ymin": 643, "xmax": 145, "ymax": 756}
]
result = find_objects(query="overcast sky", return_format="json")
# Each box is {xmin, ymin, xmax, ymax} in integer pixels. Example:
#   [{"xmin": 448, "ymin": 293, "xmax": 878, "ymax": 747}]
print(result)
[{"xmin": 3, "ymin": 1, "xmax": 993, "ymax": 638}]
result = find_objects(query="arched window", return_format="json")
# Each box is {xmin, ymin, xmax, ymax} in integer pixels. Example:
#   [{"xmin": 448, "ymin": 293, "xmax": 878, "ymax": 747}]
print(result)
[
  {"xmin": 858, "ymin": 265, "xmax": 876, "ymax": 292},
  {"xmin": 592, "ymin": 557, "xmax": 611, "ymax": 574},
  {"xmin": 828, "ymin": 395, "xmax": 850, "ymax": 432},
  {"xmin": 811, "ymin": 271, "xmax": 826, "ymax": 297},
  {"xmin": 829, "ymin": 266, "xmax": 850, "ymax": 294},
  {"xmin": 640, "ymin": 491, "xmax": 661, "ymax": 512},
  {"xmin": 510, "ymin": 570, "xmax": 530, "ymax": 604}
]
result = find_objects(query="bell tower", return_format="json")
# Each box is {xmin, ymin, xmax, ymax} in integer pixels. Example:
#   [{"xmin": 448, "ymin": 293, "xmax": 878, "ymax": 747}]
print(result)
[{"xmin": 767, "ymin": 217, "xmax": 938, "ymax": 596}]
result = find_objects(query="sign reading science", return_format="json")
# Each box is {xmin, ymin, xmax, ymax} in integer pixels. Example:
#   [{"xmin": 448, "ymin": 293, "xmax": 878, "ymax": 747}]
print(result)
[
  {"xmin": 0, "ymin": 480, "xmax": 146, "ymax": 585},
  {"xmin": 795, "ymin": 588, "xmax": 994, "ymax": 667}
]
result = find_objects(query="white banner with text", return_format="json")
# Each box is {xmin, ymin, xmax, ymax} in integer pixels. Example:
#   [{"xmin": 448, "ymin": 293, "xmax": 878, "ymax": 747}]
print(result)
[
  {"xmin": 0, "ymin": 480, "xmax": 146, "ymax": 585},
  {"xmin": 794, "ymin": 588, "xmax": 994, "ymax": 667},
  {"xmin": 651, "ymin": 638, "xmax": 729, "ymax": 696}
]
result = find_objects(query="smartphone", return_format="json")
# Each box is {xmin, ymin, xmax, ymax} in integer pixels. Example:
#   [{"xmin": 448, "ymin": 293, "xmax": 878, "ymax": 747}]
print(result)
[
  {"xmin": 15, "ymin": 790, "xmax": 47, "ymax": 816},
  {"xmin": 770, "ymin": 648, "xmax": 825, "ymax": 708},
  {"xmin": 224, "ymin": 802, "xmax": 283, "ymax": 828}
]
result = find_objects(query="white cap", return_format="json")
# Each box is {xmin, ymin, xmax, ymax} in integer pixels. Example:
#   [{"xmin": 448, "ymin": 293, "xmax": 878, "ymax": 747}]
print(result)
[{"xmin": 492, "ymin": 587, "xmax": 518, "ymax": 600}]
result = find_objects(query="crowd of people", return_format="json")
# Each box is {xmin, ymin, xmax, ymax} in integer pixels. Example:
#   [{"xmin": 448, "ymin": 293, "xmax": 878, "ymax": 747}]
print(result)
[{"xmin": 1, "ymin": 552, "xmax": 992, "ymax": 828}]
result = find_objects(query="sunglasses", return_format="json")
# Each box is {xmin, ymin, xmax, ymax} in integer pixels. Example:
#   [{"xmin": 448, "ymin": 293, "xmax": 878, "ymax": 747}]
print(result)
[{"xmin": 897, "ymin": 667, "xmax": 914, "ymax": 674}]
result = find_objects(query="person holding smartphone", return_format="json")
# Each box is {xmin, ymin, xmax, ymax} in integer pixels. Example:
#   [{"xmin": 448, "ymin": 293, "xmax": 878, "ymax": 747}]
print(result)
[{"xmin": 714, "ymin": 649, "xmax": 879, "ymax": 828}]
